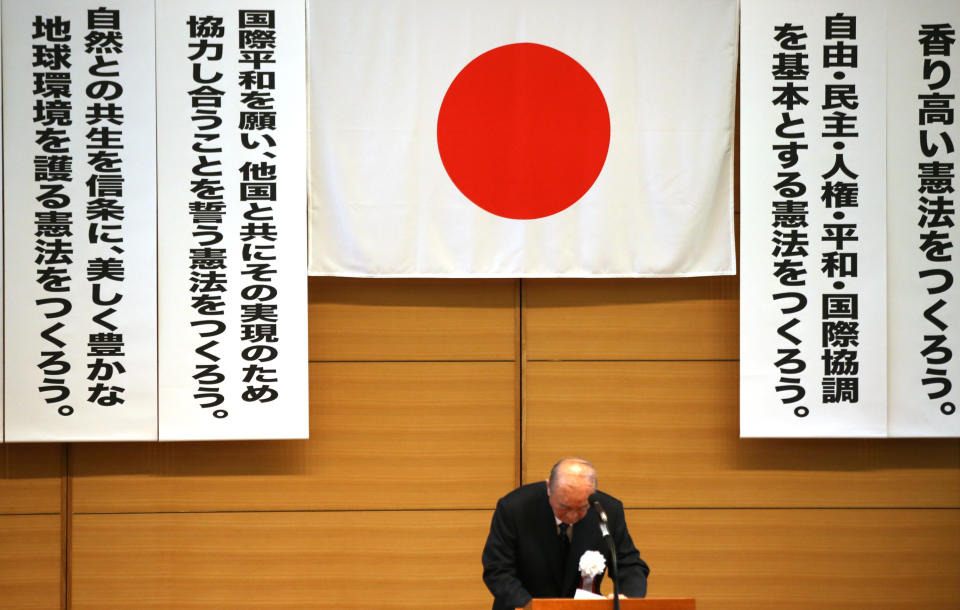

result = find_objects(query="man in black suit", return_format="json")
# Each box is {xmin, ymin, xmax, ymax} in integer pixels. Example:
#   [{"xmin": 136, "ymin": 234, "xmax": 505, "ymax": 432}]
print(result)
[{"xmin": 482, "ymin": 457, "xmax": 650, "ymax": 610}]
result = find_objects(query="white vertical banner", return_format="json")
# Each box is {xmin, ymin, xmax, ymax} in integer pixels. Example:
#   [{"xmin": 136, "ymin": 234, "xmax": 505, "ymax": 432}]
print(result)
[
  {"xmin": 888, "ymin": 1, "xmax": 960, "ymax": 437},
  {"xmin": 156, "ymin": 0, "xmax": 308, "ymax": 440},
  {"xmin": 741, "ymin": 0, "xmax": 888, "ymax": 437},
  {"xmin": 0, "ymin": 6, "xmax": 4, "ymax": 444},
  {"xmin": 2, "ymin": 0, "xmax": 158, "ymax": 441}
]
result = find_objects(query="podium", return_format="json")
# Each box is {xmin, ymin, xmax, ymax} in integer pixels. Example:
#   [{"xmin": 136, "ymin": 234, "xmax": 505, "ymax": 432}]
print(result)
[{"xmin": 521, "ymin": 599, "xmax": 695, "ymax": 610}]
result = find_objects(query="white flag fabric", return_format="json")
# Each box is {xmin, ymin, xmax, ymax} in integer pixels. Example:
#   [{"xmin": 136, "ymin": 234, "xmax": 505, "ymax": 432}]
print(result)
[{"xmin": 307, "ymin": 0, "xmax": 738, "ymax": 278}]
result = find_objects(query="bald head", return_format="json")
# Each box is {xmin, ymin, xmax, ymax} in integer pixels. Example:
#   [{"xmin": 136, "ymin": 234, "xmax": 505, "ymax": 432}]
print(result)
[
  {"xmin": 548, "ymin": 457, "xmax": 597, "ymax": 492},
  {"xmin": 546, "ymin": 457, "xmax": 597, "ymax": 525}
]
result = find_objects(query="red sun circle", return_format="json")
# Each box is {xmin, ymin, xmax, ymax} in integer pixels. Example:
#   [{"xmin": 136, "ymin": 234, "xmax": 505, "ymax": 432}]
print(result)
[{"xmin": 437, "ymin": 43, "xmax": 610, "ymax": 220}]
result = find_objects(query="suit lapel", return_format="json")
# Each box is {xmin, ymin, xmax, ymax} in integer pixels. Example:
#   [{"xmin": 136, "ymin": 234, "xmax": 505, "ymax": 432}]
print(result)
[
  {"xmin": 536, "ymin": 488, "xmax": 566, "ymax": 592},
  {"xmin": 563, "ymin": 512, "xmax": 601, "ymax": 595}
]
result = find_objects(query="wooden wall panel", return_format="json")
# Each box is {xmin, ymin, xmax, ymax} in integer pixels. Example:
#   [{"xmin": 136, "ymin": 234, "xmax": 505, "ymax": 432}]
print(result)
[
  {"xmin": 0, "ymin": 444, "xmax": 63, "ymax": 514},
  {"xmin": 622, "ymin": 508, "xmax": 960, "ymax": 610},
  {"xmin": 0, "ymin": 515, "xmax": 61, "ymax": 609},
  {"xmin": 70, "ymin": 362, "xmax": 516, "ymax": 513},
  {"xmin": 309, "ymin": 277, "xmax": 517, "ymax": 361},
  {"xmin": 524, "ymin": 277, "xmax": 738, "ymax": 361},
  {"xmin": 525, "ymin": 361, "xmax": 960, "ymax": 507},
  {"xmin": 71, "ymin": 510, "xmax": 494, "ymax": 609}
]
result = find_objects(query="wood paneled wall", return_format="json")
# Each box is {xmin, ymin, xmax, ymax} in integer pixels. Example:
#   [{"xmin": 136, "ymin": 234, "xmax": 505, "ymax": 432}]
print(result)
[
  {"xmin": 3, "ymin": 270, "xmax": 959, "ymax": 609},
  {"xmin": 0, "ymin": 444, "xmax": 63, "ymax": 609}
]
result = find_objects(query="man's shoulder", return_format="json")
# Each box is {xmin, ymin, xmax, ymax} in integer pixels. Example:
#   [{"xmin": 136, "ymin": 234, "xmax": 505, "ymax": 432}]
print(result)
[
  {"xmin": 493, "ymin": 482, "xmax": 549, "ymax": 527},
  {"xmin": 592, "ymin": 489, "xmax": 622, "ymax": 503},
  {"xmin": 499, "ymin": 481, "xmax": 547, "ymax": 506},
  {"xmin": 591, "ymin": 489, "xmax": 626, "ymax": 516}
]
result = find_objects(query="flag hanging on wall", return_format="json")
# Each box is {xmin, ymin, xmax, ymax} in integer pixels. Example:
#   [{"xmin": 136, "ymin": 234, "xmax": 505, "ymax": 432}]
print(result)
[{"xmin": 307, "ymin": 0, "xmax": 738, "ymax": 278}]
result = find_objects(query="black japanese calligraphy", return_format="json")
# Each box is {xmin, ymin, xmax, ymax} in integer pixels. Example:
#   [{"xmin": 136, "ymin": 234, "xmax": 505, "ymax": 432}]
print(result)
[{"xmin": 917, "ymin": 22, "xmax": 957, "ymax": 416}]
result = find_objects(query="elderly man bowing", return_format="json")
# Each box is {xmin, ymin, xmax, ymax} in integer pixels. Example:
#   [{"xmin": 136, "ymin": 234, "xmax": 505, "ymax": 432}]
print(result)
[{"xmin": 482, "ymin": 457, "xmax": 650, "ymax": 610}]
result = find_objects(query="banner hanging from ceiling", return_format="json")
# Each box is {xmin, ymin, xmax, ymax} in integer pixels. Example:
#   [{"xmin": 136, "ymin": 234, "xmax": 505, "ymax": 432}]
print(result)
[
  {"xmin": 156, "ymin": 0, "xmax": 308, "ymax": 441},
  {"xmin": 887, "ymin": 0, "xmax": 960, "ymax": 437},
  {"xmin": 1, "ymin": 0, "xmax": 308, "ymax": 442},
  {"xmin": 2, "ymin": 0, "xmax": 159, "ymax": 441},
  {"xmin": 741, "ymin": 0, "xmax": 960, "ymax": 437}
]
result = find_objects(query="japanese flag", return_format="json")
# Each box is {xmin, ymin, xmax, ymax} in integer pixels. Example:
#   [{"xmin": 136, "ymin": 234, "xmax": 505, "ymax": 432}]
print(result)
[{"xmin": 308, "ymin": 0, "xmax": 738, "ymax": 277}]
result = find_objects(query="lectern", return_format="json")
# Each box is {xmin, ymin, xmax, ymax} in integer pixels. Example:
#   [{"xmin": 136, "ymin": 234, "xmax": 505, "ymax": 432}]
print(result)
[{"xmin": 520, "ymin": 599, "xmax": 695, "ymax": 610}]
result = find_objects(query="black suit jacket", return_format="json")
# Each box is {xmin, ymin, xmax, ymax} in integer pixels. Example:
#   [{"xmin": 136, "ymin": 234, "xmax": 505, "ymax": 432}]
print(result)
[{"xmin": 482, "ymin": 482, "xmax": 649, "ymax": 610}]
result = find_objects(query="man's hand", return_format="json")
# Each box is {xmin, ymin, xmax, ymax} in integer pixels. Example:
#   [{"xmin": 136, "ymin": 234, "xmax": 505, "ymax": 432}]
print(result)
[{"xmin": 606, "ymin": 593, "xmax": 629, "ymax": 599}]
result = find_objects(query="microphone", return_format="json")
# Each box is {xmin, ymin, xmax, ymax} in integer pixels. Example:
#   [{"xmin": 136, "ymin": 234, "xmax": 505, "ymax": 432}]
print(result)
[
  {"xmin": 591, "ymin": 499, "xmax": 611, "ymax": 538},
  {"xmin": 589, "ymin": 494, "xmax": 610, "ymax": 531},
  {"xmin": 589, "ymin": 494, "xmax": 620, "ymax": 610}
]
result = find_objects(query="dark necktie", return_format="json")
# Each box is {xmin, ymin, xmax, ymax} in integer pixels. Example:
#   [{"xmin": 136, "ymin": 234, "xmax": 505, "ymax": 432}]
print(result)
[{"xmin": 558, "ymin": 522, "xmax": 570, "ymax": 559}]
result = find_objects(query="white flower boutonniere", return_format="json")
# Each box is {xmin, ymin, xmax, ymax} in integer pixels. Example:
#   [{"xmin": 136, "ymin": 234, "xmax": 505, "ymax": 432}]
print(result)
[{"xmin": 578, "ymin": 550, "xmax": 606, "ymax": 593}]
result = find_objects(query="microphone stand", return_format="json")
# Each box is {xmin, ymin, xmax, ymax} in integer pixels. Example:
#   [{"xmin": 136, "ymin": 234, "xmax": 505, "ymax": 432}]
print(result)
[
  {"xmin": 592, "ymin": 500, "xmax": 620, "ymax": 610},
  {"xmin": 603, "ymin": 532, "xmax": 620, "ymax": 610}
]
